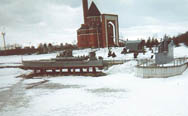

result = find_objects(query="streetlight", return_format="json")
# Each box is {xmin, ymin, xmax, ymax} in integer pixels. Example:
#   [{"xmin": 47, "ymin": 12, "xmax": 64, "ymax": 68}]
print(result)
[{"xmin": 1, "ymin": 32, "xmax": 6, "ymax": 50}]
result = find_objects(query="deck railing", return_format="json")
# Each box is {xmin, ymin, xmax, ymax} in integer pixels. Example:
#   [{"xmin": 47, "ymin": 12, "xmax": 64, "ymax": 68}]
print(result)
[{"xmin": 136, "ymin": 57, "xmax": 188, "ymax": 78}]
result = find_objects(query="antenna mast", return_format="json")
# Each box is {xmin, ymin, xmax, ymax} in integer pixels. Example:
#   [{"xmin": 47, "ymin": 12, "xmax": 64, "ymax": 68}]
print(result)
[{"xmin": 1, "ymin": 32, "xmax": 6, "ymax": 50}]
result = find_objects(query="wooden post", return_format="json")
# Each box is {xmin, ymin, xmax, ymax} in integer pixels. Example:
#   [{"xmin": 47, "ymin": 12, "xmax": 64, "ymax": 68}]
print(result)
[
  {"xmin": 68, "ymin": 68, "xmax": 71, "ymax": 73},
  {"xmin": 60, "ymin": 68, "xmax": 63, "ymax": 74},
  {"xmin": 34, "ymin": 69, "xmax": 37, "ymax": 74},
  {"xmin": 92, "ymin": 67, "xmax": 96, "ymax": 73},
  {"xmin": 52, "ymin": 69, "xmax": 56, "ymax": 73},
  {"xmin": 80, "ymin": 68, "xmax": 83, "ymax": 73},
  {"xmin": 44, "ymin": 69, "xmax": 46, "ymax": 74},
  {"xmin": 73, "ymin": 68, "xmax": 76, "ymax": 73},
  {"xmin": 87, "ymin": 67, "xmax": 89, "ymax": 73},
  {"xmin": 40, "ymin": 69, "xmax": 44, "ymax": 74}
]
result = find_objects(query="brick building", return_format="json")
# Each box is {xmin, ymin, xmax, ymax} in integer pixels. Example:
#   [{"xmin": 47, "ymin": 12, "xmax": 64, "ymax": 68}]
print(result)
[{"xmin": 77, "ymin": 0, "xmax": 119, "ymax": 48}]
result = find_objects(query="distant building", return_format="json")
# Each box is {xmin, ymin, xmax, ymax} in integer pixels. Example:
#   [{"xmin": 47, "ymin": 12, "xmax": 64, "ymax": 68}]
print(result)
[
  {"xmin": 155, "ymin": 38, "xmax": 174, "ymax": 64},
  {"xmin": 125, "ymin": 40, "xmax": 144, "ymax": 52},
  {"xmin": 77, "ymin": 0, "xmax": 119, "ymax": 48}
]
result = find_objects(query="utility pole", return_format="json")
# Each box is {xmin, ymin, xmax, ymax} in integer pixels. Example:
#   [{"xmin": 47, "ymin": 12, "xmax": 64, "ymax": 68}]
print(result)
[{"xmin": 1, "ymin": 32, "xmax": 6, "ymax": 50}]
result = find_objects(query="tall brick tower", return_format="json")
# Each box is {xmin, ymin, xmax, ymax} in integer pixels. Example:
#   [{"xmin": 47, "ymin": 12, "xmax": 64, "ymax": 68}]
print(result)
[
  {"xmin": 82, "ymin": 0, "xmax": 88, "ymax": 24},
  {"xmin": 77, "ymin": 0, "xmax": 119, "ymax": 48}
]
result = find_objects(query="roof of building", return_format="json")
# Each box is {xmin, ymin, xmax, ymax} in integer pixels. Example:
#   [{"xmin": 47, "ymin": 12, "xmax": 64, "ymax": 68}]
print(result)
[
  {"xmin": 88, "ymin": 2, "xmax": 101, "ymax": 17},
  {"xmin": 126, "ymin": 40, "xmax": 142, "ymax": 44},
  {"xmin": 125, "ymin": 40, "xmax": 143, "ymax": 51}
]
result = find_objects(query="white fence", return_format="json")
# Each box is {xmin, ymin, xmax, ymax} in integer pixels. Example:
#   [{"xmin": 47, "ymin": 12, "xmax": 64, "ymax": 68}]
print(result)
[{"xmin": 136, "ymin": 58, "xmax": 188, "ymax": 78}]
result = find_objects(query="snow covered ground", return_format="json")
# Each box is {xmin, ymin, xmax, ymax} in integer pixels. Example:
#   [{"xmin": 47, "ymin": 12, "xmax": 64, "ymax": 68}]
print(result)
[{"xmin": 0, "ymin": 45, "xmax": 188, "ymax": 116}]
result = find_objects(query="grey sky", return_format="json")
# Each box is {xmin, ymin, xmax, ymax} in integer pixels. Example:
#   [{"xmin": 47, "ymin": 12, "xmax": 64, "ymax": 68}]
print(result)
[{"xmin": 0, "ymin": 0, "xmax": 188, "ymax": 47}]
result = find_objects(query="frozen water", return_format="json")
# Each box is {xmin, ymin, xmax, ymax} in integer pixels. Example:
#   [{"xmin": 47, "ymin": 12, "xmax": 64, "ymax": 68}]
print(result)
[{"xmin": 0, "ymin": 45, "xmax": 188, "ymax": 116}]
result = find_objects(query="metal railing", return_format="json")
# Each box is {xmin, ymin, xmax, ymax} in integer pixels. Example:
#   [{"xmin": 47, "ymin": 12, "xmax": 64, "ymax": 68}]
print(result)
[{"xmin": 136, "ymin": 57, "xmax": 188, "ymax": 68}]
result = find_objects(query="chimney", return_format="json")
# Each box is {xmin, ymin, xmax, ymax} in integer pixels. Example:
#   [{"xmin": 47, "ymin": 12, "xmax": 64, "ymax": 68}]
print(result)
[{"xmin": 82, "ymin": 0, "xmax": 88, "ymax": 24}]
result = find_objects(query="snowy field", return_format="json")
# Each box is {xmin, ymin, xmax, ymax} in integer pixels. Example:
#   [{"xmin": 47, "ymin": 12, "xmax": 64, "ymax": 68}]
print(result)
[{"xmin": 0, "ymin": 45, "xmax": 188, "ymax": 116}]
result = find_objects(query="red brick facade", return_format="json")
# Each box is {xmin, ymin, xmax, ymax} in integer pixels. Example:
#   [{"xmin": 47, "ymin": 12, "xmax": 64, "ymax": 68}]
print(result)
[{"xmin": 77, "ymin": 0, "xmax": 119, "ymax": 48}]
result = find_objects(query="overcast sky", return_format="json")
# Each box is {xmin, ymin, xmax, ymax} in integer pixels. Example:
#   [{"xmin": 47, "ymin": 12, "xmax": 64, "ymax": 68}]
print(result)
[{"xmin": 0, "ymin": 0, "xmax": 188, "ymax": 47}]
